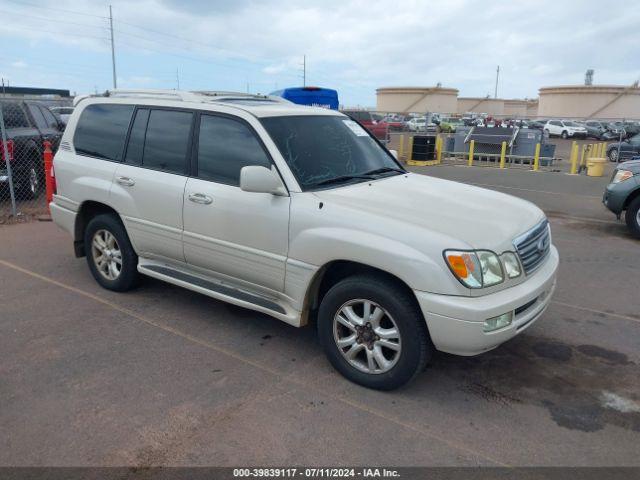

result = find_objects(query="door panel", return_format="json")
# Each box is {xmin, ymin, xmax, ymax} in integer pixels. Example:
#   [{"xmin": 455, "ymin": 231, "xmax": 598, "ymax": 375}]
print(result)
[
  {"xmin": 183, "ymin": 179, "xmax": 289, "ymax": 292},
  {"xmin": 110, "ymin": 164, "xmax": 187, "ymax": 260}
]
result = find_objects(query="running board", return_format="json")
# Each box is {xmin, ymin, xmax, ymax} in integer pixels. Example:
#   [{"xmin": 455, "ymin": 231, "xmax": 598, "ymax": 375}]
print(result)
[{"xmin": 138, "ymin": 263, "xmax": 300, "ymax": 326}]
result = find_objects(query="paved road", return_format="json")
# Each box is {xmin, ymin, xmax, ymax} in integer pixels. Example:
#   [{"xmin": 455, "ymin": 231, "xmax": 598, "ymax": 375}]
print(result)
[{"xmin": 1, "ymin": 168, "xmax": 639, "ymax": 467}]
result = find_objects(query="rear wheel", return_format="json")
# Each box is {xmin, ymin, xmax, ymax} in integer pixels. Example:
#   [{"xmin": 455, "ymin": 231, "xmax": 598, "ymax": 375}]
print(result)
[
  {"xmin": 625, "ymin": 196, "xmax": 640, "ymax": 239},
  {"xmin": 561, "ymin": 131, "xmax": 568, "ymax": 139},
  {"xmin": 84, "ymin": 213, "xmax": 140, "ymax": 291},
  {"xmin": 608, "ymin": 148, "xmax": 619, "ymax": 162},
  {"xmin": 16, "ymin": 164, "xmax": 40, "ymax": 200},
  {"xmin": 317, "ymin": 274, "xmax": 432, "ymax": 390}
]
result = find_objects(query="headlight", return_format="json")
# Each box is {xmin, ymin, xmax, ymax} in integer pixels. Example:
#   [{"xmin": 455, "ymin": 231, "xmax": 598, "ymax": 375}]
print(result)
[
  {"xmin": 444, "ymin": 250, "xmax": 504, "ymax": 288},
  {"xmin": 501, "ymin": 252, "xmax": 522, "ymax": 279},
  {"xmin": 612, "ymin": 170, "xmax": 634, "ymax": 184}
]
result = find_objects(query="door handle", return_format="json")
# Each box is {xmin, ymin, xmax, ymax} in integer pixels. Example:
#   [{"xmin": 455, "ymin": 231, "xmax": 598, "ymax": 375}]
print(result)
[
  {"xmin": 188, "ymin": 193, "xmax": 213, "ymax": 205},
  {"xmin": 116, "ymin": 176, "xmax": 135, "ymax": 187}
]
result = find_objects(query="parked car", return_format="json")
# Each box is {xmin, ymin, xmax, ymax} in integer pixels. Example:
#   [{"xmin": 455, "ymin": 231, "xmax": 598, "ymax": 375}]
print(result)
[
  {"xmin": 528, "ymin": 120, "xmax": 547, "ymax": 130},
  {"xmin": 51, "ymin": 89, "xmax": 558, "ymax": 390},
  {"xmin": 603, "ymin": 158, "xmax": 640, "ymax": 238},
  {"xmin": 582, "ymin": 120, "xmax": 608, "ymax": 140},
  {"xmin": 438, "ymin": 117, "xmax": 464, "ymax": 133},
  {"xmin": 544, "ymin": 120, "xmax": 587, "ymax": 139},
  {"xmin": 607, "ymin": 121, "xmax": 626, "ymax": 136},
  {"xmin": 342, "ymin": 109, "xmax": 388, "ymax": 139},
  {"xmin": 382, "ymin": 115, "xmax": 406, "ymax": 132},
  {"xmin": 0, "ymin": 99, "xmax": 63, "ymax": 199},
  {"xmin": 50, "ymin": 106, "xmax": 75, "ymax": 125},
  {"xmin": 606, "ymin": 133, "xmax": 640, "ymax": 162}
]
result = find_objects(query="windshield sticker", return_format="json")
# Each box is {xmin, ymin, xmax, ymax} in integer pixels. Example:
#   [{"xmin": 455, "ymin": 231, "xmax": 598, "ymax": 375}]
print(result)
[{"xmin": 343, "ymin": 119, "xmax": 369, "ymax": 137}]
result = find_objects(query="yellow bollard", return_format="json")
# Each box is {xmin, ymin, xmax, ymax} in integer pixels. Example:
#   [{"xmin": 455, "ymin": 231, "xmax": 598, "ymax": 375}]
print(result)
[
  {"xmin": 569, "ymin": 141, "xmax": 578, "ymax": 175},
  {"xmin": 533, "ymin": 143, "xmax": 541, "ymax": 171},
  {"xmin": 398, "ymin": 134, "xmax": 404, "ymax": 161},
  {"xmin": 436, "ymin": 136, "xmax": 442, "ymax": 164},
  {"xmin": 499, "ymin": 141, "xmax": 507, "ymax": 169},
  {"xmin": 468, "ymin": 140, "xmax": 475, "ymax": 166},
  {"xmin": 602, "ymin": 142, "xmax": 607, "ymax": 158}
]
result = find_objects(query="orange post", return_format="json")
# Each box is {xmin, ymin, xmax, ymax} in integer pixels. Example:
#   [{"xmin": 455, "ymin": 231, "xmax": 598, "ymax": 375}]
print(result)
[{"xmin": 43, "ymin": 141, "xmax": 54, "ymax": 210}]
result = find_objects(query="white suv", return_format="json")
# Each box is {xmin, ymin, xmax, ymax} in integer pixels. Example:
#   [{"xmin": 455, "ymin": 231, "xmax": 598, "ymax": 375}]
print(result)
[
  {"xmin": 544, "ymin": 119, "xmax": 587, "ymax": 139},
  {"xmin": 50, "ymin": 89, "xmax": 558, "ymax": 390}
]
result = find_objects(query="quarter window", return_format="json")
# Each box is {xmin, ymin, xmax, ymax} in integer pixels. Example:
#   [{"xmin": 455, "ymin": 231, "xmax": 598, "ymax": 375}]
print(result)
[
  {"xmin": 74, "ymin": 104, "xmax": 134, "ymax": 161},
  {"xmin": 124, "ymin": 109, "xmax": 150, "ymax": 165},
  {"xmin": 196, "ymin": 115, "xmax": 271, "ymax": 186},
  {"xmin": 1, "ymin": 103, "xmax": 29, "ymax": 128}
]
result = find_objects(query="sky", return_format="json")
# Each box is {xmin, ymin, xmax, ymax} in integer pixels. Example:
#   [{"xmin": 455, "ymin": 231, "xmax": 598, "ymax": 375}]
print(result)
[{"xmin": 0, "ymin": 0, "xmax": 639, "ymax": 107}]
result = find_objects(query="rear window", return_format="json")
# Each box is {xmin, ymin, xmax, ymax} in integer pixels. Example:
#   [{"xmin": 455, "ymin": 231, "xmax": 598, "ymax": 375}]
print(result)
[
  {"xmin": 74, "ymin": 104, "xmax": 134, "ymax": 161},
  {"xmin": 1, "ymin": 103, "xmax": 29, "ymax": 128}
]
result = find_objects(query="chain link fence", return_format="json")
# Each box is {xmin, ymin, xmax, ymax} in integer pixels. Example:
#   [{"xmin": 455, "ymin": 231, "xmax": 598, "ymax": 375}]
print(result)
[{"xmin": 1, "ymin": 100, "xmax": 52, "ymax": 224}]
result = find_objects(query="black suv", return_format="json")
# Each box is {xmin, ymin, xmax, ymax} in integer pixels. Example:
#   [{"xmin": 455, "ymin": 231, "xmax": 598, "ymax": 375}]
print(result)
[
  {"xmin": 0, "ymin": 100, "xmax": 64, "ymax": 199},
  {"xmin": 606, "ymin": 133, "xmax": 640, "ymax": 163}
]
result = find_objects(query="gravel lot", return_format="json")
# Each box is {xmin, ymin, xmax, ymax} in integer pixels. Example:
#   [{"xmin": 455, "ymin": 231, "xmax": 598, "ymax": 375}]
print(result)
[{"xmin": 1, "ymin": 166, "xmax": 639, "ymax": 467}]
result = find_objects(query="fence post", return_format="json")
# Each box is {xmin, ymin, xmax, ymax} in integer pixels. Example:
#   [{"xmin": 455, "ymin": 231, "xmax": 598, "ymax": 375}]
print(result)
[
  {"xmin": 533, "ymin": 143, "xmax": 540, "ymax": 171},
  {"xmin": 499, "ymin": 141, "xmax": 506, "ymax": 169},
  {"xmin": 468, "ymin": 140, "xmax": 475, "ymax": 167},
  {"xmin": 43, "ymin": 141, "xmax": 54, "ymax": 211},
  {"xmin": 569, "ymin": 141, "xmax": 578, "ymax": 175},
  {"xmin": 398, "ymin": 134, "xmax": 404, "ymax": 161},
  {"xmin": 0, "ymin": 105, "xmax": 17, "ymax": 216}
]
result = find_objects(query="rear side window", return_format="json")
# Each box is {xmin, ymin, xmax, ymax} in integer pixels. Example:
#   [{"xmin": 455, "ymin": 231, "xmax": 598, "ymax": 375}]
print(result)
[
  {"xmin": 124, "ymin": 109, "xmax": 150, "ymax": 165},
  {"xmin": 1, "ymin": 103, "xmax": 29, "ymax": 128},
  {"xmin": 74, "ymin": 104, "xmax": 134, "ymax": 161},
  {"xmin": 27, "ymin": 104, "xmax": 48, "ymax": 130},
  {"xmin": 141, "ymin": 109, "xmax": 193, "ymax": 174},
  {"xmin": 40, "ymin": 106, "xmax": 59, "ymax": 128},
  {"xmin": 197, "ymin": 114, "xmax": 271, "ymax": 186}
]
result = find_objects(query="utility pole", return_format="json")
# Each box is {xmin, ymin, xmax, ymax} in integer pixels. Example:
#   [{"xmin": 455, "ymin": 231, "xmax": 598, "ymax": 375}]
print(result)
[
  {"xmin": 176, "ymin": 68, "xmax": 180, "ymax": 90},
  {"xmin": 109, "ymin": 5, "xmax": 117, "ymax": 89},
  {"xmin": 303, "ymin": 55, "xmax": 306, "ymax": 87},
  {"xmin": 494, "ymin": 65, "xmax": 500, "ymax": 99}
]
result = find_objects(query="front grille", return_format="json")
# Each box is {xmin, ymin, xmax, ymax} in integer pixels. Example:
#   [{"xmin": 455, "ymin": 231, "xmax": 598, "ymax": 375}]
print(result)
[{"xmin": 513, "ymin": 219, "xmax": 551, "ymax": 275}]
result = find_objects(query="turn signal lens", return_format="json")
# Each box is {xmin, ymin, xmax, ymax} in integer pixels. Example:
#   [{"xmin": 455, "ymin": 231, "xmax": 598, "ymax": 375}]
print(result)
[
  {"xmin": 612, "ymin": 170, "xmax": 633, "ymax": 184},
  {"xmin": 445, "ymin": 251, "xmax": 482, "ymax": 288}
]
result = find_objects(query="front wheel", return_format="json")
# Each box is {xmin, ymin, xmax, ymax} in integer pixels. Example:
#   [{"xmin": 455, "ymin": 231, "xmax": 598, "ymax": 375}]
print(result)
[
  {"xmin": 561, "ymin": 131, "xmax": 568, "ymax": 139},
  {"xmin": 317, "ymin": 275, "xmax": 432, "ymax": 390},
  {"xmin": 625, "ymin": 196, "xmax": 640, "ymax": 239},
  {"xmin": 608, "ymin": 148, "xmax": 618, "ymax": 162}
]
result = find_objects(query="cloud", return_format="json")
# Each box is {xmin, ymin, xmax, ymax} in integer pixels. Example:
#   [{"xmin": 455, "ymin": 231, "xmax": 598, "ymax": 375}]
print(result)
[
  {"xmin": 1, "ymin": 0, "xmax": 639, "ymax": 105},
  {"xmin": 11, "ymin": 60, "xmax": 28, "ymax": 68}
]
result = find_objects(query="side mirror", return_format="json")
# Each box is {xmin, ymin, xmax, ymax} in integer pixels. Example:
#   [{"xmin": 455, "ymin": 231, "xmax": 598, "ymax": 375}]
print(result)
[
  {"xmin": 240, "ymin": 165, "xmax": 287, "ymax": 196},
  {"xmin": 389, "ymin": 149, "xmax": 398, "ymax": 159}
]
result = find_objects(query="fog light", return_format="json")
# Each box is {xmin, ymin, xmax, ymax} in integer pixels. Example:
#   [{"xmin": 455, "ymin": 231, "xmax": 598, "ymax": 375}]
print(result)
[{"xmin": 483, "ymin": 312, "xmax": 513, "ymax": 332}]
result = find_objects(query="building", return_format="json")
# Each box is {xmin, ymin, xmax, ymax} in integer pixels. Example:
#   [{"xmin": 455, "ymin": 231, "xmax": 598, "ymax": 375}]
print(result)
[
  {"xmin": 538, "ymin": 84, "xmax": 640, "ymax": 119},
  {"xmin": 376, "ymin": 86, "xmax": 458, "ymax": 114}
]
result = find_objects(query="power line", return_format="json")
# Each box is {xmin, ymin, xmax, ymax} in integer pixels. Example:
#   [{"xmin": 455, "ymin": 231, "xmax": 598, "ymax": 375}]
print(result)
[
  {"xmin": 4, "ymin": 0, "xmax": 108, "ymax": 19},
  {"xmin": 0, "ymin": 24, "xmax": 110, "ymax": 42},
  {"xmin": 0, "ymin": 8, "xmax": 108, "ymax": 31}
]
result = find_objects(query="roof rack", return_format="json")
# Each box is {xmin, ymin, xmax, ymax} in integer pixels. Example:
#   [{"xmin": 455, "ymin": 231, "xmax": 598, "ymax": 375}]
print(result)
[{"xmin": 73, "ymin": 89, "xmax": 289, "ymax": 106}]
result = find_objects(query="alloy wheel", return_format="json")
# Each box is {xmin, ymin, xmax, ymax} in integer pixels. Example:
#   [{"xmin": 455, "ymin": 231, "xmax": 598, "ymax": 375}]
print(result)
[
  {"xmin": 91, "ymin": 229, "xmax": 122, "ymax": 280},
  {"xmin": 333, "ymin": 299, "xmax": 401, "ymax": 374}
]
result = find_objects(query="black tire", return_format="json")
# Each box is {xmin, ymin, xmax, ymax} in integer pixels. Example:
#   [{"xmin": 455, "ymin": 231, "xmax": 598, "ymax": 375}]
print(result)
[
  {"xmin": 608, "ymin": 148, "xmax": 618, "ymax": 162},
  {"xmin": 561, "ymin": 131, "xmax": 568, "ymax": 139},
  {"xmin": 317, "ymin": 274, "xmax": 432, "ymax": 390},
  {"xmin": 625, "ymin": 196, "xmax": 640, "ymax": 239},
  {"xmin": 84, "ymin": 213, "xmax": 140, "ymax": 291}
]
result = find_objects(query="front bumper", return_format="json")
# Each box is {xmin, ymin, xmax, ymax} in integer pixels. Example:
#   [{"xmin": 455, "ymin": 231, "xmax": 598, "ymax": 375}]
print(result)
[
  {"xmin": 603, "ymin": 178, "xmax": 638, "ymax": 215},
  {"xmin": 415, "ymin": 246, "xmax": 559, "ymax": 356}
]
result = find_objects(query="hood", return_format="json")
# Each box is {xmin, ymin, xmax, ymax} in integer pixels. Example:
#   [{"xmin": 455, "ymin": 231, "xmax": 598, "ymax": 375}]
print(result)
[
  {"xmin": 619, "ymin": 159, "xmax": 640, "ymax": 172},
  {"xmin": 313, "ymin": 173, "xmax": 545, "ymax": 251}
]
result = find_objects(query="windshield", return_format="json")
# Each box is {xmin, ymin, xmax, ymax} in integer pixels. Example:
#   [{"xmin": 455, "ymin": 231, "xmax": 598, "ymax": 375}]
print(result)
[
  {"xmin": 564, "ymin": 121, "xmax": 579, "ymax": 127},
  {"xmin": 261, "ymin": 115, "xmax": 403, "ymax": 190}
]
